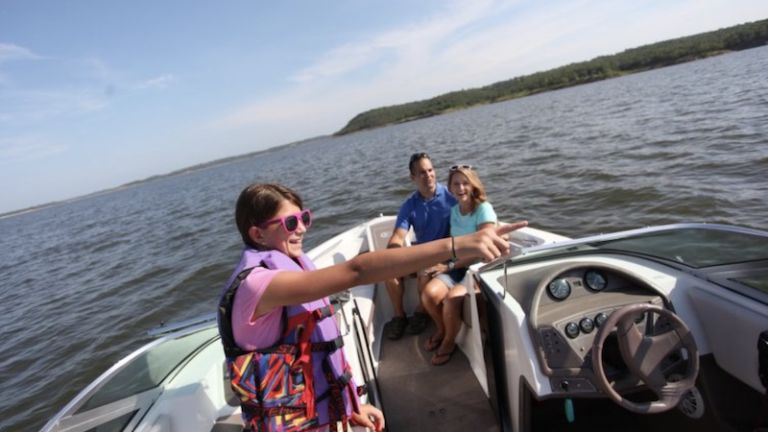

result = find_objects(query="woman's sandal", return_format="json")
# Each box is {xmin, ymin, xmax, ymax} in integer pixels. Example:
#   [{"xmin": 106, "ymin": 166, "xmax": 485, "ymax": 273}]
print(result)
[
  {"xmin": 424, "ymin": 334, "xmax": 443, "ymax": 352},
  {"xmin": 431, "ymin": 346, "xmax": 456, "ymax": 366}
]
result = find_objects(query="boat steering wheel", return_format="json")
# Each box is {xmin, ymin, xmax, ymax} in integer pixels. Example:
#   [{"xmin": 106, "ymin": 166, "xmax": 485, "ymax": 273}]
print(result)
[{"xmin": 591, "ymin": 304, "xmax": 699, "ymax": 413}]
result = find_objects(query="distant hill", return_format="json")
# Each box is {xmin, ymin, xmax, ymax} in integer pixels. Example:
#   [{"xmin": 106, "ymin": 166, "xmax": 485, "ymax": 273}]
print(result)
[{"xmin": 336, "ymin": 18, "xmax": 768, "ymax": 135}]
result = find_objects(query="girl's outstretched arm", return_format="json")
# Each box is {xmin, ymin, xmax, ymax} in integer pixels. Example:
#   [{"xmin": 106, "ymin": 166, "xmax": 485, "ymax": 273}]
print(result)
[{"xmin": 258, "ymin": 221, "xmax": 527, "ymax": 312}]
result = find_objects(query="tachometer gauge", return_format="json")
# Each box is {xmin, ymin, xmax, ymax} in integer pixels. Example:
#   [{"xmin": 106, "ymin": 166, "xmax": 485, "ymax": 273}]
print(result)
[
  {"xmin": 547, "ymin": 278, "xmax": 572, "ymax": 300},
  {"xmin": 585, "ymin": 270, "xmax": 607, "ymax": 291}
]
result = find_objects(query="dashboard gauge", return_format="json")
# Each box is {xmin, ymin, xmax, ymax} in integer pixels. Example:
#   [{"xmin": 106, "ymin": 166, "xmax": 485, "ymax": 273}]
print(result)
[
  {"xmin": 594, "ymin": 312, "xmax": 608, "ymax": 328},
  {"xmin": 565, "ymin": 322, "xmax": 580, "ymax": 339},
  {"xmin": 579, "ymin": 317, "xmax": 595, "ymax": 334},
  {"xmin": 547, "ymin": 278, "xmax": 572, "ymax": 300},
  {"xmin": 585, "ymin": 270, "xmax": 607, "ymax": 291}
]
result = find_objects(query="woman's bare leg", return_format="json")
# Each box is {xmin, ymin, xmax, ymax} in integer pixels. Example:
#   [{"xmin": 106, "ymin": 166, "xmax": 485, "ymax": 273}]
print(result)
[
  {"xmin": 437, "ymin": 283, "xmax": 468, "ymax": 355},
  {"xmin": 421, "ymin": 278, "xmax": 449, "ymax": 343}
]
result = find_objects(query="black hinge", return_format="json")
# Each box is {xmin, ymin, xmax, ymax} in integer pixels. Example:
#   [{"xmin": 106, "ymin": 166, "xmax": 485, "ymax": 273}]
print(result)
[{"xmin": 759, "ymin": 330, "xmax": 768, "ymax": 392}]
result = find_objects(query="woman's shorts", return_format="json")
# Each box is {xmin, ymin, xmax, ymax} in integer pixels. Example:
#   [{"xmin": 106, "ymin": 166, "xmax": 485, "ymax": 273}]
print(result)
[{"xmin": 435, "ymin": 268, "xmax": 468, "ymax": 289}]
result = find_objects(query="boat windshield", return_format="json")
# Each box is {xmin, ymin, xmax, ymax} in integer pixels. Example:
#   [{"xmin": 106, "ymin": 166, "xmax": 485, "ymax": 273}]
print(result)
[
  {"xmin": 488, "ymin": 224, "xmax": 768, "ymax": 294},
  {"xmin": 731, "ymin": 271, "xmax": 768, "ymax": 294},
  {"xmin": 75, "ymin": 326, "xmax": 219, "ymax": 413},
  {"xmin": 587, "ymin": 227, "xmax": 767, "ymax": 268}
]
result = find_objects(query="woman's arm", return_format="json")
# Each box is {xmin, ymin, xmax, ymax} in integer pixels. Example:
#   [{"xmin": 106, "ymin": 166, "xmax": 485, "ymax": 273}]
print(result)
[{"xmin": 256, "ymin": 222, "xmax": 526, "ymax": 312}]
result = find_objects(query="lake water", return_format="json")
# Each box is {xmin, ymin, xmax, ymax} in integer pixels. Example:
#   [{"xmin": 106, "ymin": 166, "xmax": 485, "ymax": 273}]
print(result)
[{"xmin": 1, "ymin": 46, "xmax": 767, "ymax": 431}]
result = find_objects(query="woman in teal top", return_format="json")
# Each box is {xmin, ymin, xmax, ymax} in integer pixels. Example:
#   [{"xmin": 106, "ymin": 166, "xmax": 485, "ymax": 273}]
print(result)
[{"xmin": 422, "ymin": 165, "xmax": 498, "ymax": 365}]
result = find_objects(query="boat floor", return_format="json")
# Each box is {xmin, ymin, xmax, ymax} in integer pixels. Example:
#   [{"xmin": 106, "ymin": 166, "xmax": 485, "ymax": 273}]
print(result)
[{"xmin": 378, "ymin": 322, "xmax": 499, "ymax": 432}]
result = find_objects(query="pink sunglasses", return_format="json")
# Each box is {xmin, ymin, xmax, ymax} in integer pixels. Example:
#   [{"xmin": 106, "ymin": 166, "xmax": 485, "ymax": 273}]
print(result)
[{"xmin": 260, "ymin": 209, "xmax": 312, "ymax": 233}]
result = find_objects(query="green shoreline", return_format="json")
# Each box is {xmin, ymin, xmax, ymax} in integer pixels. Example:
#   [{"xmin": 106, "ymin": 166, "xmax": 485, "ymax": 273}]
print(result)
[{"xmin": 335, "ymin": 18, "xmax": 768, "ymax": 136}]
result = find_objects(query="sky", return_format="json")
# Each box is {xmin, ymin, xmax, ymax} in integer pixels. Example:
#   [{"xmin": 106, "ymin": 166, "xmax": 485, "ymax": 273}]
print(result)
[{"xmin": 1, "ymin": 0, "xmax": 767, "ymax": 214}]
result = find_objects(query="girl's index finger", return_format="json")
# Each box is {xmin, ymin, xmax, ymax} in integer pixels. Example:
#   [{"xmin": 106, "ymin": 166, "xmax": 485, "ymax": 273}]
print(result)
[{"xmin": 497, "ymin": 220, "xmax": 528, "ymax": 236}]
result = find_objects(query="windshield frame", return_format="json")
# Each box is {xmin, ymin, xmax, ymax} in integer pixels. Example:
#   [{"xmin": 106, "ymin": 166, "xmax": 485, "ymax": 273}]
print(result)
[
  {"xmin": 479, "ymin": 223, "xmax": 768, "ymax": 304},
  {"xmin": 483, "ymin": 223, "xmax": 768, "ymax": 271}
]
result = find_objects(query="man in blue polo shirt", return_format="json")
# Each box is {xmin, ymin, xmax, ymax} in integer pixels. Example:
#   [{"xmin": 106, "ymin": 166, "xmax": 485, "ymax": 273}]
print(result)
[{"xmin": 385, "ymin": 152, "xmax": 457, "ymax": 339}]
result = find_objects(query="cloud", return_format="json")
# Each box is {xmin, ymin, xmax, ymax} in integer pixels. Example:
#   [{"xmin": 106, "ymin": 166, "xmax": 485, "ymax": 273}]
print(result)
[
  {"xmin": 217, "ymin": 0, "xmax": 504, "ymax": 132},
  {"xmin": 0, "ymin": 43, "xmax": 40, "ymax": 63},
  {"xmin": 211, "ymin": 0, "xmax": 768, "ymax": 148},
  {"xmin": 0, "ymin": 135, "xmax": 66, "ymax": 165},
  {"xmin": 0, "ymin": 55, "xmax": 174, "ymax": 125},
  {"xmin": 0, "ymin": 43, "xmax": 41, "ymax": 85},
  {"xmin": 134, "ymin": 73, "xmax": 176, "ymax": 90},
  {"xmin": 289, "ymin": 0, "xmax": 498, "ymax": 84},
  {"xmin": 0, "ymin": 88, "xmax": 109, "ymax": 124}
]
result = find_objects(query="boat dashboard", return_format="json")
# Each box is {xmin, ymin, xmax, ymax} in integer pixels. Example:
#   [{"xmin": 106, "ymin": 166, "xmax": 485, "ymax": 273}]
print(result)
[
  {"xmin": 530, "ymin": 264, "xmax": 669, "ymax": 395},
  {"xmin": 481, "ymin": 257, "xmax": 680, "ymax": 398}
]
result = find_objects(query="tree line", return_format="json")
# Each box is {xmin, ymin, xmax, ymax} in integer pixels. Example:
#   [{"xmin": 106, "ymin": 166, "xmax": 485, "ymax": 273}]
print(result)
[{"xmin": 335, "ymin": 18, "xmax": 768, "ymax": 135}]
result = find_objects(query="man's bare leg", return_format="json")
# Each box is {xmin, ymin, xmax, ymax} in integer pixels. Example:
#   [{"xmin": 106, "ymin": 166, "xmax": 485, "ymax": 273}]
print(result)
[
  {"xmin": 404, "ymin": 272, "xmax": 431, "ymax": 335},
  {"xmin": 384, "ymin": 277, "xmax": 408, "ymax": 339}
]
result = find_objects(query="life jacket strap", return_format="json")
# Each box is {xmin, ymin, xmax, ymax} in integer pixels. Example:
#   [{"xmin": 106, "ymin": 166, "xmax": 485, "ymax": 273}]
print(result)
[
  {"xmin": 316, "ymin": 369, "xmax": 353, "ymax": 402},
  {"xmin": 322, "ymin": 366, "xmax": 353, "ymax": 432},
  {"xmin": 250, "ymin": 404, "xmax": 306, "ymax": 417},
  {"xmin": 314, "ymin": 303, "xmax": 335, "ymax": 319},
  {"xmin": 219, "ymin": 267, "xmax": 258, "ymax": 358},
  {"xmin": 311, "ymin": 335, "xmax": 344, "ymax": 352}
]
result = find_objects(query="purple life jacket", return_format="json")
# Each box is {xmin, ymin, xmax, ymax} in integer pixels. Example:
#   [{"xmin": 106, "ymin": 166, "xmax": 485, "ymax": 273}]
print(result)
[{"xmin": 217, "ymin": 248, "xmax": 360, "ymax": 431}]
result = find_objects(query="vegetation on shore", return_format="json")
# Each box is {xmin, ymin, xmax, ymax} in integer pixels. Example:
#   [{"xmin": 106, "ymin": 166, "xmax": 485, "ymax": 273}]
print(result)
[{"xmin": 336, "ymin": 18, "xmax": 768, "ymax": 135}]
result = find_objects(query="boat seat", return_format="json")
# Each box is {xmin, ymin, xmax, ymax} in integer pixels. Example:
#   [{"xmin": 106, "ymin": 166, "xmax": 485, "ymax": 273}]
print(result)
[
  {"xmin": 211, "ymin": 413, "xmax": 243, "ymax": 432},
  {"xmin": 367, "ymin": 220, "xmax": 394, "ymax": 251},
  {"xmin": 365, "ymin": 218, "xmax": 413, "ymax": 252}
]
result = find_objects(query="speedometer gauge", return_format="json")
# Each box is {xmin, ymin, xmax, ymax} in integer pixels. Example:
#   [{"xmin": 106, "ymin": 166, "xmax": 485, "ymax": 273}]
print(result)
[
  {"xmin": 547, "ymin": 278, "xmax": 572, "ymax": 300},
  {"xmin": 585, "ymin": 270, "xmax": 607, "ymax": 291}
]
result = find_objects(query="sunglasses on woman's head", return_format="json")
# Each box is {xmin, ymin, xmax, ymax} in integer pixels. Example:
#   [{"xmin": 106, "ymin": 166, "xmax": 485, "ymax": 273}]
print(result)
[
  {"xmin": 450, "ymin": 164, "xmax": 473, "ymax": 171},
  {"xmin": 260, "ymin": 209, "xmax": 312, "ymax": 233}
]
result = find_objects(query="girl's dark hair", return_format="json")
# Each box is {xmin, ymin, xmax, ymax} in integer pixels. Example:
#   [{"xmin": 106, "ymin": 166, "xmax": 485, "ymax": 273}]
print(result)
[{"xmin": 235, "ymin": 183, "xmax": 303, "ymax": 248}]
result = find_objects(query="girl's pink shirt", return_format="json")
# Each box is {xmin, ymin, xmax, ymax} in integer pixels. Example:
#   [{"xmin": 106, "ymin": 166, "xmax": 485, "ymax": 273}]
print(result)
[
  {"xmin": 231, "ymin": 267, "xmax": 283, "ymax": 350},
  {"xmin": 229, "ymin": 266, "xmax": 364, "ymax": 432}
]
